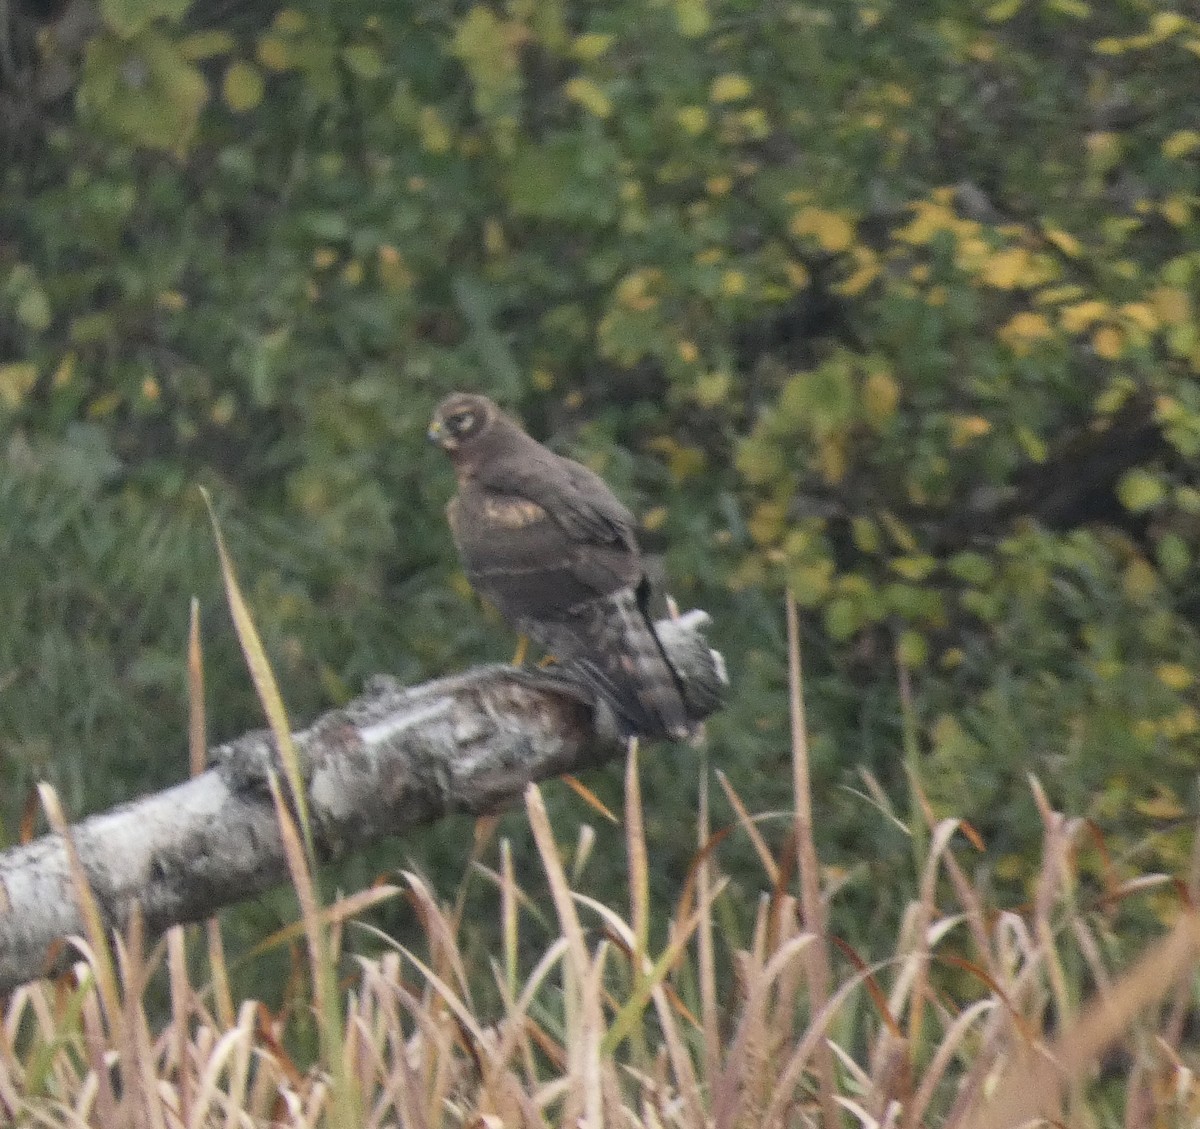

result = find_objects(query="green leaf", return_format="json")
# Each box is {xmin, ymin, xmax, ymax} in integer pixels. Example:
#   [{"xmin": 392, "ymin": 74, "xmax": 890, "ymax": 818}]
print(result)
[
  {"xmin": 100, "ymin": 0, "xmax": 192, "ymax": 38},
  {"xmin": 342, "ymin": 44, "xmax": 385, "ymax": 80},
  {"xmin": 1156, "ymin": 533, "xmax": 1190, "ymax": 581},
  {"xmin": 16, "ymin": 287, "xmax": 51, "ymax": 332},
  {"xmin": 180, "ymin": 29, "xmax": 234, "ymax": 59},
  {"xmin": 1117, "ymin": 469, "xmax": 1166, "ymax": 514},
  {"xmin": 222, "ymin": 61, "xmax": 264, "ymax": 112},
  {"xmin": 79, "ymin": 30, "xmax": 209, "ymax": 152},
  {"xmin": 897, "ymin": 629, "xmax": 928, "ymax": 667}
]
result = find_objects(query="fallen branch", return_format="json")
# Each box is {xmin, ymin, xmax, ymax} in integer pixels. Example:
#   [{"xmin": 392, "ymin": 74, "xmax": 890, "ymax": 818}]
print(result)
[{"xmin": 0, "ymin": 610, "xmax": 725, "ymax": 995}]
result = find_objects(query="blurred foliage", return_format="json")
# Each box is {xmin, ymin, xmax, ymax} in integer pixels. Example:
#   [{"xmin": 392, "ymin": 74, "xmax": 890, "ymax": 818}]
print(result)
[{"xmin": 2, "ymin": 0, "xmax": 1200, "ymax": 950}]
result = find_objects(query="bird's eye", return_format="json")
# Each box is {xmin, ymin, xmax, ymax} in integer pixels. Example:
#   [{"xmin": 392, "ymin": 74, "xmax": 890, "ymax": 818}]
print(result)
[{"xmin": 449, "ymin": 410, "xmax": 476, "ymax": 434}]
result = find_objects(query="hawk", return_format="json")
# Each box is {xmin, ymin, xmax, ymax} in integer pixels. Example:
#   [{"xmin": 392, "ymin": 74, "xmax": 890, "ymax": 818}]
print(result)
[{"xmin": 428, "ymin": 392, "xmax": 691, "ymax": 741}]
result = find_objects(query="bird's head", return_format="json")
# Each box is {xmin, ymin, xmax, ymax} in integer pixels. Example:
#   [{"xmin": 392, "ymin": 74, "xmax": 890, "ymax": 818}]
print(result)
[{"xmin": 428, "ymin": 392, "xmax": 504, "ymax": 464}]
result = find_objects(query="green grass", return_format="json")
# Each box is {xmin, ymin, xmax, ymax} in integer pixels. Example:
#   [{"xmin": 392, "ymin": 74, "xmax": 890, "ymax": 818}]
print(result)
[{"xmin": 3, "ymin": 589, "xmax": 1200, "ymax": 1127}]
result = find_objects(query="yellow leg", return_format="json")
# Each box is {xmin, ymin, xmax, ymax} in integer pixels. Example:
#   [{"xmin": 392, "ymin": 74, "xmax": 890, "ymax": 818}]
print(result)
[{"xmin": 511, "ymin": 634, "xmax": 529, "ymax": 666}]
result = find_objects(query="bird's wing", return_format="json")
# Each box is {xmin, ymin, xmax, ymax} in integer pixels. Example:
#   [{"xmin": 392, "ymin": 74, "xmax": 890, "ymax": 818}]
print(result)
[
  {"xmin": 448, "ymin": 477, "xmax": 639, "ymax": 624},
  {"xmin": 479, "ymin": 446, "xmax": 639, "ymax": 551}
]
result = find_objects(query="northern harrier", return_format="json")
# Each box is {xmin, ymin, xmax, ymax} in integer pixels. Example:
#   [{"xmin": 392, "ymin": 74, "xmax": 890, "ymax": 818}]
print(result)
[{"xmin": 428, "ymin": 392, "xmax": 690, "ymax": 740}]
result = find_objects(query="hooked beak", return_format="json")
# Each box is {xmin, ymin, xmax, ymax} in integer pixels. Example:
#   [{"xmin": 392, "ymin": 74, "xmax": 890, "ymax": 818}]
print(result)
[{"xmin": 427, "ymin": 419, "xmax": 444, "ymax": 444}]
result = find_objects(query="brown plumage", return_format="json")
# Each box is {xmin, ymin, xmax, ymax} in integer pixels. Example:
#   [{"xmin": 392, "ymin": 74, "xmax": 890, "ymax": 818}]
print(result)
[{"xmin": 428, "ymin": 392, "xmax": 690, "ymax": 741}]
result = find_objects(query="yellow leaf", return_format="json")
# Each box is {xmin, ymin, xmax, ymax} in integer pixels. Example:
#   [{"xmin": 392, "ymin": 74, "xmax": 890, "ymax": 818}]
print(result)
[
  {"xmin": 986, "ymin": 0, "xmax": 1024, "ymax": 20},
  {"xmin": 710, "ymin": 73, "xmax": 752, "ymax": 103},
  {"xmin": 1163, "ymin": 130, "xmax": 1200, "ymax": 159},
  {"xmin": 256, "ymin": 34, "xmax": 291, "ymax": 72},
  {"xmin": 51, "ymin": 353, "xmax": 75, "ymax": 388},
  {"xmin": 693, "ymin": 371, "xmax": 730, "ymax": 407},
  {"xmin": 674, "ymin": 0, "xmax": 711, "ymax": 37},
  {"xmin": 200, "ymin": 489, "xmax": 314, "ymax": 862},
  {"xmin": 785, "ymin": 260, "xmax": 810, "ymax": 289},
  {"xmin": 982, "ymin": 246, "xmax": 1034, "ymax": 289},
  {"xmin": 377, "ymin": 244, "xmax": 414, "ymax": 291},
  {"xmin": 1060, "ymin": 299, "xmax": 1108, "ymax": 333},
  {"xmin": 790, "ymin": 207, "xmax": 855, "ymax": 252},
  {"xmin": 1120, "ymin": 302, "xmax": 1157, "ymax": 332},
  {"xmin": 818, "ymin": 435, "xmax": 848, "ymax": 483},
  {"xmin": 274, "ymin": 8, "xmax": 308, "ymax": 32},
  {"xmin": 1152, "ymin": 286, "xmax": 1190, "ymax": 325},
  {"xmin": 1084, "ymin": 131, "xmax": 1120, "ymax": 169},
  {"xmin": 949, "ymin": 414, "xmax": 992, "ymax": 448},
  {"xmin": 1122, "ymin": 557, "xmax": 1158, "ymax": 603},
  {"xmin": 721, "ymin": 269, "xmax": 747, "ymax": 296},
  {"xmin": 1093, "ymin": 324, "xmax": 1123, "ymax": 359},
  {"xmin": 1156, "ymin": 663, "xmax": 1194, "ymax": 691},
  {"xmin": 1166, "ymin": 707, "xmax": 1200, "ymax": 738},
  {"xmin": 836, "ymin": 255, "xmax": 880, "ymax": 295},
  {"xmin": 1161, "ymin": 196, "xmax": 1191, "ymax": 226},
  {"xmin": 998, "ymin": 311, "xmax": 1052, "ymax": 354},
  {"xmin": 1042, "ymin": 225, "xmax": 1081, "ymax": 256},
  {"xmin": 564, "ymin": 77, "xmax": 612, "ymax": 118},
  {"xmin": 1135, "ymin": 788, "xmax": 1186, "ymax": 821},
  {"xmin": 1150, "ymin": 10, "xmax": 1187, "ymax": 37},
  {"xmin": 89, "ymin": 390, "xmax": 120, "ymax": 418},
  {"xmin": 418, "ymin": 106, "xmax": 453, "ymax": 153},
  {"xmin": 863, "ymin": 369, "xmax": 899, "ymax": 426},
  {"xmin": 737, "ymin": 107, "xmax": 769, "ymax": 137},
  {"xmin": 748, "ymin": 500, "xmax": 786, "ymax": 545},
  {"xmin": 572, "ymin": 32, "xmax": 613, "ymax": 60},
  {"xmin": 0, "ymin": 362, "xmax": 36, "ymax": 407},
  {"xmin": 676, "ymin": 105, "xmax": 708, "ymax": 135},
  {"xmin": 642, "ymin": 505, "xmax": 668, "ymax": 532}
]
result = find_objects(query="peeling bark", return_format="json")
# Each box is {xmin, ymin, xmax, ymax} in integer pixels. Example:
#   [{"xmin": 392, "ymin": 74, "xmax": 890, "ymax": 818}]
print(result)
[{"xmin": 0, "ymin": 610, "xmax": 725, "ymax": 994}]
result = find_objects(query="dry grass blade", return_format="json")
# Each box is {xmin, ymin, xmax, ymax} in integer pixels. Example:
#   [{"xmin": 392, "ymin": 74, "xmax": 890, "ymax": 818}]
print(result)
[
  {"xmin": 167, "ymin": 927, "xmax": 194, "ymax": 1129},
  {"xmin": 585, "ymin": 871, "xmax": 729, "ymax": 1056},
  {"xmin": 908, "ymin": 998, "xmax": 996, "ymax": 1124},
  {"xmin": 964, "ymin": 911, "xmax": 1200, "ymax": 1129},
  {"xmin": 759, "ymin": 963, "xmax": 886, "ymax": 1129},
  {"xmin": 265, "ymin": 770, "xmax": 356, "ymax": 1128},
  {"xmin": 204, "ymin": 918, "xmax": 236, "ymax": 1033},
  {"xmin": 199, "ymin": 486, "xmax": 314, "ymax": 863},
  {"xmin": 785, "ymin": 589, "xmax": 840, "ymax": 1129},
  {"xmin": 36, "ymin": 784, "xmax": 121, "ymax": 1040},
  {"xmin": 190, "ymin": 1000, "xmax": 258, "ymax": 1128},
  {"xmin": 712, "ymin": 930, "xmax": 816, "ymax": 1128},
  {"xmin": 524, "ymin": 783, "xmax": 589, "ymax": 996},
  {"xmin": 402, "ymin": 871, "xmax": 474, "ymax": 1005},
  {"xmin": 562, "ymin": 775, "xmax": 619, "ymax": 824},
  {"xmin": 698, "ymin": 756, "xmax": 720, "ymax": 1092},
  {"xmin": 524, "ymin": 782, "xmax": 601, "ymax": 1126},
  {"xmin": 624, "ymin": 740, "xmax": 650, "ymax": 987},
  {"xmin": 187, "ymin": 596, "xmax": 207, "ymax": 778},
  {"xmin": 716, "ymin": 769, "xmax": 780, "ymax": 887}
]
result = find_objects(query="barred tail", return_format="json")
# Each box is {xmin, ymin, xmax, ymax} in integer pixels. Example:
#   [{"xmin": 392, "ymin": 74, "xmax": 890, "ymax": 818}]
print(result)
[{"xmin": 558, "ymin": 584, "xmax": 691, "ymax": 741}]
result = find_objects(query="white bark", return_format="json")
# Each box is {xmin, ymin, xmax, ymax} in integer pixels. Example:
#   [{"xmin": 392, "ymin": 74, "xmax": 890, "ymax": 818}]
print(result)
[{"xmin": 0, "ymin": 610, "xmax": 725, "ymax": 994}]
